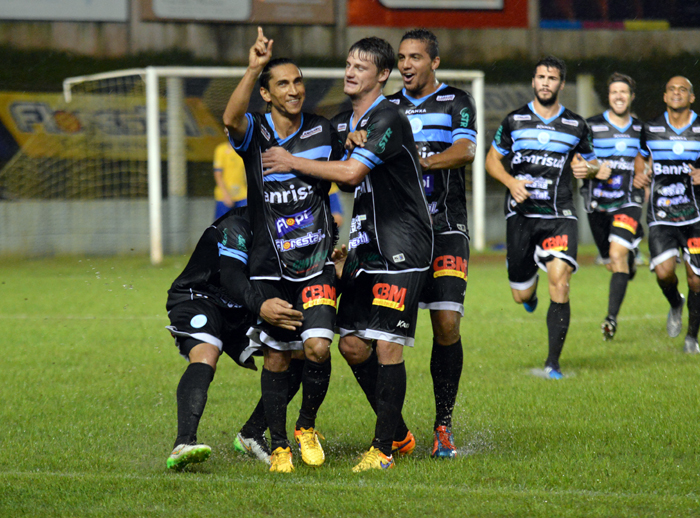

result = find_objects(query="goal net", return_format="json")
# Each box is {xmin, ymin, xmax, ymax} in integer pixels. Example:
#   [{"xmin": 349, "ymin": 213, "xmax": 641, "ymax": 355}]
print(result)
[{"xmin": 0, "ymin": 67, "xmax": 484, "ymax": 263}]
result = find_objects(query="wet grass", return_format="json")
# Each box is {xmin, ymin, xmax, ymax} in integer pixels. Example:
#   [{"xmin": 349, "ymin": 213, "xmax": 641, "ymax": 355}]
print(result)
[{"xmin": 1, "ymin": 253, "xmax": 699, "ymax": 517}]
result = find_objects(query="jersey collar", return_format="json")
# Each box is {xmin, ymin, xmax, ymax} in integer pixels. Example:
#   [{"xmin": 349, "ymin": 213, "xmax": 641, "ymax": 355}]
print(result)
[
  {"xmin": 528, "ymin": 101, "xmax": 565, "ymax": 125},
  {"xmin": 350, "ymin": 95, "xmax": 385, "ymax": 132},
  {"xmin": 603, "ymin": 110, "xmax": 633, "ymax": 133},
  {"xmin": 265, "ymin": 112, "xmax": 305, "ymax": 145},
  {"xmin": 401, "ymin": 83, "xmax": 447, "ymax": 106},
  {"xmin": 664, "ymin": 110, "xmax": 697, "ymax": 135}
]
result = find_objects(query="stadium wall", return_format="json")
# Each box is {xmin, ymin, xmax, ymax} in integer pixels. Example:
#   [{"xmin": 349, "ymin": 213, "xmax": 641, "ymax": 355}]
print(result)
[
  {"xmin": 0, "ymin": 194, "xmax": 526, "ymax": 257},
  {"xmin": 1, "ymin": 19, "xmax": 700, "ymax": 62}
]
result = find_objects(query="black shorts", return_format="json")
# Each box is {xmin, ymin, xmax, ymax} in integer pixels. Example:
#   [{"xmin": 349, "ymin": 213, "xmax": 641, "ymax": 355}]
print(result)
[
  {"xmin": 247, "ymin": 264, "xmax": 337, "ymax": 351},
  {"xmin": 419, "ymin": 232, "xmax": 469, "ymax": 316},
  {"xmin": 648, "ymin": 223, "xmax": 700, "ymax": 275},
  {"xmin": 506, "ymin": 214, "xmax": 579, "ymax": 289},
  {"xmin": 166, "ymin": 298, "xmax": 254, "ymax": 368},
  {"xmin": 337, "ymin": 270, "xmax": 426, "ymax": 347},
  {"xmin": 588, "ymin": 206, "xmax": 643, "ymax": 260}
]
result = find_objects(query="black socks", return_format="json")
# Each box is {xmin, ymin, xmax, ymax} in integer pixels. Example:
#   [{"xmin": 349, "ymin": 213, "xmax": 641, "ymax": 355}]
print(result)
[
  {"xmin": 174, "ymin": 362, "xmax": 215, "ymax": 449},
  {"xmin": 546, "ymin": 301, "xmax": 570, "ymax": 371},
  {"xmin": 296, "ymin": 358, "xmax": 332, "ymax": 430},
  {"xmin": 430, "ymin": 338, "xmax": 463, "ymax": 429},
  {"xmin": 608, "ymin": 272, "xmax": 629, "ymax": 319},
  {"xmin": 372, "ymin": 362, "xmax": 406, "ymax": 456}
]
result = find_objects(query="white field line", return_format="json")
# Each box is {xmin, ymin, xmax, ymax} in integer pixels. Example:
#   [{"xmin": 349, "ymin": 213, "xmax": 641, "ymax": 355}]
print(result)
[
  {"xmin": 0, "ymin": 314, "xmax": 664, "ymax": 323},
  {"xmin": 0, "ymin": 470, "xmax": 693, "ymax": 502},
  {"xmin": 0, "ymin": 314, "xmax": 165, "ymax": 320}
]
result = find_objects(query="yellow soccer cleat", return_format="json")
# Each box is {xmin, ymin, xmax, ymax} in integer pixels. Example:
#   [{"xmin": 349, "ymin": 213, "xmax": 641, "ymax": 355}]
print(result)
[
  {"xmin": 352, "ymin": 446, "xmax": 395, "ymax": 473},
  {"xmin": 269, "ymin": 446, "xmax": 294, "ymax": 473},
  {"xmin": 294, "ymin": 427, "xmax": 325, "ymax": 467}
]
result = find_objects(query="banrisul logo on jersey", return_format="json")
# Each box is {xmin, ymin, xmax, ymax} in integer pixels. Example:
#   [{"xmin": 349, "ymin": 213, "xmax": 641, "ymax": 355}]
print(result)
[
  {"xmin": 459, "ymin": 108, "xmax": 470, "ymax": 128},
  {"xmin": 275, "ymin": 209, "xmax": 314, "ymax": 237}
]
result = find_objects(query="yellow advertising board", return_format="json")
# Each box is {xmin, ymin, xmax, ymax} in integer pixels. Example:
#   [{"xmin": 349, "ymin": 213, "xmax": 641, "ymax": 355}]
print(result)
[{"xmin": 0, "ymin": 92, "xmax": 224, "ymax": 162}]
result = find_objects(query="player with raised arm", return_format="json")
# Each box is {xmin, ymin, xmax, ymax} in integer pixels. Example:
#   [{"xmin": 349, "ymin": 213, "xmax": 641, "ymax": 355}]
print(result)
[
  {"xmin": 385, "ymin": 29, "xmax": 476, "ymax": 459},
  {"xmin": 485, "ymin": 56, "xmax": 600, "ymax": 379},
  {"xmin": 262, "ymin": 36, "xmax": 433, "ymax": 471},
  {"xmin": 164, "ymin": 207, "xmax": 303, "ymax": 470},
  {"xmin": 222, "ymin": 28, "xmax": 343, "ymax": 472},
  {"xmin": 582, "ymin": 73, "xmax": 645, "ymax": 340},
  {"xmin": 639, "ymin": 76, "xmax": 700, "ymax": 353}
]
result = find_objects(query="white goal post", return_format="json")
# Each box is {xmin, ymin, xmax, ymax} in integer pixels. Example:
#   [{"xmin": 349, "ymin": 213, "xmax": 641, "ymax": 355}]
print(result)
[{"xmin": 63, "ymin": 66, "xmax": 485, "ymax": 265}]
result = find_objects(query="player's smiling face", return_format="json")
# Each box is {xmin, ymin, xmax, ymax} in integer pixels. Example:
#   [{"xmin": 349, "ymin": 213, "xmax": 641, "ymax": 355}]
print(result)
[
  {"xmin": 260, "ymin": 63, "xmax": 306, "ymax": 117},
  {"xmin": 608, "ymin": 81, "xmax": 634, "ymax": 116},
  {"xmin": 344, "ymin": 51, "xmax": 389, "ymax": 99},
  {"xmin": 397, "ymin": 39, "xmax": 439, "ymax": 97},
  {"xmin": 532, "ymin": 65, "xmax": 564, "ymax": 107},
  {"xmin": 664, "ymin": 76, "xmax": 695, "ymax": 112}
]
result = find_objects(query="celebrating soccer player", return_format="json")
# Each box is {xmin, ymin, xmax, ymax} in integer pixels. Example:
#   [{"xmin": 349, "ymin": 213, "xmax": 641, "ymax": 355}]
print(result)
[
  {"xmin": 485, "ymin": 56, "xmax": 600, "ymax": 379},
  {"xmin": 164, "ymin": 207, "xmax": 303, "ymax": 470},
  {"xmin": 581, "ymin": 73, "xmax": 645, "ymax": 340},
  {"xmin": 262, "ymin": 37, "xmax": 433, "ymax": 471},
  {"xmin": 639, "ymin": 76, "xmax": 700, "ymax": 353},
  {"xmin": 222, "ymin": 28, "xmax": 344, "ymax": 473},
  {"xmin": 385, "ymin": 29, "xmax": 476, "ymax": 458}
]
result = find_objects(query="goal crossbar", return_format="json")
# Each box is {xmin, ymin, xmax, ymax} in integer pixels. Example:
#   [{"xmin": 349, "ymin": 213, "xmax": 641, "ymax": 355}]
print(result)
[{"xmin": 63, "ymin": 66, "xmax": 486, "ymax": 264}]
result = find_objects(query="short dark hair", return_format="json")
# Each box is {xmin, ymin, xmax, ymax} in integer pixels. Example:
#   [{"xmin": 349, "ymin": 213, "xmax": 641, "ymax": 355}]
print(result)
[
  {"xmin": 607, "ymin": 72, "xmax": 636, "ymax": 94},
  {"xmin": 534, "ymin": 56, "xmax": 567, "ymax": 82},
  {"xmin": 348, "ymin": 37, "xmax": 395, "ymax": 82},
  {"xmin": 400, "ymin": 28, "xmax": 439, "ymax": 61},
  {"xmin": 259, "ymin": 58, "xmax": 300, "ymax": 91}
]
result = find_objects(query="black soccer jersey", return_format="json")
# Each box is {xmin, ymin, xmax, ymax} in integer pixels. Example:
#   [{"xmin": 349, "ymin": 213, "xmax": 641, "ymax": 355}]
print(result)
[
  {"xmin": 386, "ymin": 84, "xmax": 477, "ymax": 236},
  {"xmin": 331, "ymin": 96, "xmax": 433, "ymax": 277},
  {"xmin": 582, "ymin": 111, "xmax": 645, "ymax": 213},
  {"xmin": 641, "ymin": 111, "xmax": 700, "ymax": 227},
  {"xmin": 166, "ymin": 207, "xmax": 255, "ymax": 312},
  {"xmin": 231, "ymin": 112, "xmax": 344, "ymax": 281},
  {"xmin": 492, "ymin": 102, "xmax": 596, "ymax": 219}
]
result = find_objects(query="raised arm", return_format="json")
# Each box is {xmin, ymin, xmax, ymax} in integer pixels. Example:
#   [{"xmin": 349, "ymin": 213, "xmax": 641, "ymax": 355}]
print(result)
[{"xmin": 222, "ymin": 27, "xmax": 273, "ymax": 142}]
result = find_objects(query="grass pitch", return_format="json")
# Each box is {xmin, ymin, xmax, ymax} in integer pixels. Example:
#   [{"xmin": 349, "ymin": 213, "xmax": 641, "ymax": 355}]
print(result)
[{"xmin": 1, "ymin": 252, "xmax": 699, "ymax": 517}]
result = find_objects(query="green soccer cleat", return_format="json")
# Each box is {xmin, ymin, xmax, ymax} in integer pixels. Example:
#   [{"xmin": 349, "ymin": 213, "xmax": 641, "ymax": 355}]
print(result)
[{"xmin": 166, "ymin": 443, "xmax": 211, "ymax": 471}]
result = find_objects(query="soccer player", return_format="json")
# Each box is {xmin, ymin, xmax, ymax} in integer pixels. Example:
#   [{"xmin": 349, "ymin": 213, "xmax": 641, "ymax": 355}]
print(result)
[
  {"xmin": 385, "ymin": 29, "xmax": 476, "ymax": 459},
  {"xmin": 582, "ymin": 73, "xmax": 646, "ymax": 340},
  {"xmin": 639, "ymin": 76, "xmax": 700, "ymax": 353},
  {"xmin": 485, "ymin": 56, "xmax": 600, "ymax": 379},
  {"xmin": 222, "ymin": 28, "xmax": 343, "ymax": 472},
  {"xmin": 165, "ymin": 207, "xmax": 303, "ymax": 470},
  {"xmin": 213, "ymin": 141, "xmax": 247, "ymax": 219},
  {"xmin": 262, "ymin": 36, "xmax": 433, "ymax": 471}
]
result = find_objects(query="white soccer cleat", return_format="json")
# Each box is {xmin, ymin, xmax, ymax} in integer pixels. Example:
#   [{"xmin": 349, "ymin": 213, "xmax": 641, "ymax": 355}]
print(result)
[{"xmin": 234, "ymin": 432, "xmax": 271, "ymax": 465}]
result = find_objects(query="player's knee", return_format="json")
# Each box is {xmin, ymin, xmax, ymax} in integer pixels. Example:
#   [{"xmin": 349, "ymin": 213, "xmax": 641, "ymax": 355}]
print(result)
[
  {"xmin": 338, "ymin": 338, "xmax": 371, "ymax": 366},
  {"xmin": 304, "ymin": 338, "xmax": 331, "ymax": 363},
  {"xmin": 263, "ymin": 349, "xmax": 292, "ymax": 372}
]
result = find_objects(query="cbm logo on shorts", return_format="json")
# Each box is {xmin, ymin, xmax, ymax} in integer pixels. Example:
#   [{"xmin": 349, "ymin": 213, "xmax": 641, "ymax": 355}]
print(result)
[
  {"xmin": 275, "ymin": 209, "xmax": 314, "ymax": 237},
  {"xmin": 612, "ymin": 213, "xmax": 638, "ymax": 234},
  {"xmin": 688, "ymin": 238, "xmax": 700, "ymax": 254},
  {"xmin": 433, "ymin": 255, "xmax": 467, "ymax": 280},
  {"xmin": 542, "ymin": 234, "xmax": 568, "ymax": 252},
  {"xmin": 372, "ymin": 283, "xmax": 406, "ymax": 311},
  {"xmin": 302, "ymin": 284, "xmax": 336, "ymax": 309}
]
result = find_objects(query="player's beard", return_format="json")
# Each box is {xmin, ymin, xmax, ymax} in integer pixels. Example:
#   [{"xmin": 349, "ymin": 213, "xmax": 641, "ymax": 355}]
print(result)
[{"xmin": 534, "ymin": 87, "xmax": 559, "ymax": 107}]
